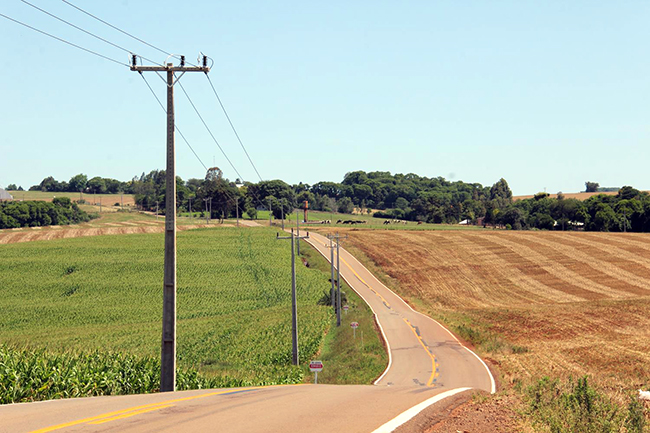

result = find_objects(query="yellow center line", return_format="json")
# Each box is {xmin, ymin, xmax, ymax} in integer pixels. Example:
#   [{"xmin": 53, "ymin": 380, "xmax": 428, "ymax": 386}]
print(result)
[
  {"xmin": 340, "ymin": 256, "xmax": 391, "ymax": 308},
  {"xmin": 30, "ymin": 385, "xmax": 285, "ymax": 433},
  {"xmin": 403, "ymin": 318, "xmax": 439, "ymax": 387},
  {"xmin": 88, "ymin": 404, "xmax": 174, "ymax": 425}
]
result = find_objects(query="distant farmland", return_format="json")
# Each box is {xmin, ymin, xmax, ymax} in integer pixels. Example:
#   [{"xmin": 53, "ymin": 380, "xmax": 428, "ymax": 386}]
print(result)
[
  {"xmin": 7, "ymin": 190, "xmax": 136, "ymax": 207},
  {"xmin": 342, "ymin": 230, "xmax": 650, "ymax": 398}
]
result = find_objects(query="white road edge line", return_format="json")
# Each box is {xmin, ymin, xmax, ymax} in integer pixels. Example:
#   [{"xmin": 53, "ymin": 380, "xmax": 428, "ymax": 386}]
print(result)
[
  {"xmin": 303, "ymin": 236, "xmax": 393, "ymax": 385},
  {"xmin": 338, "ymin": 244, "xmax": 497, "ymax": 393},
  {"xmin": 372, "ymin": 387, "xmax": 472, "ymax": 433}
]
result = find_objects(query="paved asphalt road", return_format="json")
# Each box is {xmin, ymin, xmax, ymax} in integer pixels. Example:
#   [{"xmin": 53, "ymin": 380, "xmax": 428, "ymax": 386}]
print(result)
[{"xmin": 0, "ymin": 229, "xmax": 494, "ymax": 433}]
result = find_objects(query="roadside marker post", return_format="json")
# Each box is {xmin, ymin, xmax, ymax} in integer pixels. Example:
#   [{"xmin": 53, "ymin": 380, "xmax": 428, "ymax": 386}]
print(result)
[
  {"xmin": 309, "ymin": 360, "xmax": 324, "ymax": 384},
  {"xmin": 343, "ymin": 305, "xmax": 349, "ymax": 314},
  {"xmin": 351, "ymin": 321, "xmax": 359, "ymax": 338}
]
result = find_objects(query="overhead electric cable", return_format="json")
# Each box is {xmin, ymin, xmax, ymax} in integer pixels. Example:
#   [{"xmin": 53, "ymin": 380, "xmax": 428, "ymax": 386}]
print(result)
[
  {"xmin": 20, "ymin": 0, "xmax": 161, "ymax": 65},
  {"xmin": 139, "ymin": 73, "xmax": 208, "ymax": 172},
  {"xmin": 140, "ymin": 74, "xmax": 247, "ymax": 215},
  {"xmin": 205, "ymin": 74, "xmax": 263, "ymax": 182},
  {"xmin": 0, "ymin": 12, "xmax": 128, "ymax": 66},
  {"xmin": 60, "ymin": 0, "xmax": 195, "ymax": 66},
  {"xmin": 176, "ymin": 79, "xmax": 245, "ymax": 182}
]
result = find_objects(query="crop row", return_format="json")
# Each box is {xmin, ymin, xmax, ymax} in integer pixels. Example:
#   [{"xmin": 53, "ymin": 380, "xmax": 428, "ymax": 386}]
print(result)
[{"xmin": 0, "ymin": 227, "xmax": 333, "ymax": 395}]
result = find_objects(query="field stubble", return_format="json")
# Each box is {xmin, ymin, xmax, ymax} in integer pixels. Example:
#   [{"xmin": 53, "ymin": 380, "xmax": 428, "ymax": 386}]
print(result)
[{"xmin": 340, "ymin": 229, "xmax": 650, "ymax": 406}]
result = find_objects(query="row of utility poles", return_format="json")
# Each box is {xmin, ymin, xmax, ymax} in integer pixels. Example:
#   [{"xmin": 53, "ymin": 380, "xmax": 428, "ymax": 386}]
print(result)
[{"xmin": 276, "ymin": 210, "xmax": 347, "ymax": 366}]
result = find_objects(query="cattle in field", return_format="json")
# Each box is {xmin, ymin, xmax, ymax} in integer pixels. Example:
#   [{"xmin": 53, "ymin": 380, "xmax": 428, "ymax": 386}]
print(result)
[
  {"xmin": 336, "ymin": 220, "xmax": 342, "ymax": 224},
  {"xmin": 383, "ymin": 220, "xmax": 391, "ymax": 225}
]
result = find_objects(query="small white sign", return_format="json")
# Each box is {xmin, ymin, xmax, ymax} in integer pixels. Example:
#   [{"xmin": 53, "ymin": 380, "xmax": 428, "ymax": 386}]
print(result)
[{"xmin": 350, "ymin": 322, "xmax": 359, "ymax": 329}]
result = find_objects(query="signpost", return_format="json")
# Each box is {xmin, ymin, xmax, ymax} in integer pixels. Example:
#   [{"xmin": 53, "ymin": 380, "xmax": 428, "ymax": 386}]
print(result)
[
  {"xmin": 343, "ymin": 305, "xmax": 349, "ymax": 314},
  {"xmin": 309, "ymin": 360, "xmax": 324, "ymax": 384},
  {"xmin": 350, "ymin": 322, "xmax": 359, "ymax": 338}
]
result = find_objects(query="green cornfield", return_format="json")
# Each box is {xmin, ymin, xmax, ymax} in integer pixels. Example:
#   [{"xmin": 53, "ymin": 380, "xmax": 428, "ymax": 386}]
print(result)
[{"xmin": 0, "ymin": 227, "xmax": 332, "ymax": 403}]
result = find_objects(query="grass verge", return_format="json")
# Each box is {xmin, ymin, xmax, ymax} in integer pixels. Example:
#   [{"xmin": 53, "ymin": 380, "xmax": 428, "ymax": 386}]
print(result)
[{"xmin": 298, "ymin": 240, "xmax": 388, "ymax": 384}]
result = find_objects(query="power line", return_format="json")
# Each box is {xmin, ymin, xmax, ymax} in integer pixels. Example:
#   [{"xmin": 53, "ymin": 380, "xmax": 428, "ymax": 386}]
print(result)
[
  {"xmin": 176, "ymin": 79, "xmax": 245, "ymax": 182},
  {"xmin": 19, "ymin": 0, "xmax": 161, "ymax": 66},
  {"xmin": 0, "ymin": 12, "xmax": 128, "ymax": 66},
  {"xmin": 60, "ymin": 0, "xmax": 195, "ymax": 66},
  {"xmin": 176, "ymin": 79, "xmax": 269, "ymax": 213},
  {"xmin": 139, "ymin": 73, "xmax": 208, "ymax": 172},
  {"xmin": 140, "ymin": 74, "xmax": 250, "ymax": 217},
  {"xmin": 61, "ymin": 0, "xmax": 261, "ymax": 184},
  {"xmin": 205, "ymin": 74, "xmax": 263, "ymax": 182}
]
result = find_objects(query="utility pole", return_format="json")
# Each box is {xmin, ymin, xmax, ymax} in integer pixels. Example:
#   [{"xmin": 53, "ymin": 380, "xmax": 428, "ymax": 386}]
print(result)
[
  {"xmin": 203, "ymin": 198, "xmax": 210, "ymax": 224},
  {"xmin": 236, "ymin": 196, "xmax": 239, "ymax": 227},
  {"xmin": 329, "ymin": 237, "xmax": 335, "ymax": 309},
  {"xmin": 189, "ymin": 197, "xmax": 192, "ymax": 219},
  {"xmin": 296, "ymin": 210, "xmax": 301, "ymax": 256},
  {"xmin": 327, "ymin": 233, "xmax": 348, "ymax": 327},
  {"xmin": 276, "ymin": 229, "xmax": 310, "ymax": 365},
  {"xmin": 336, "ymin": 236, "xmax": 342, "ymax": 327},
  {"xmin": 156, "ymin": 201, "xmax": 159, "ymax": 221},
  {"xmin": 131, "ymin": 55, "xmax": 210, "ymax": 393},
  {"xmin": 209, "ymin": 197, "xmax": 212, "ymax": 222},
  {"xmin": 268, "ymin": 197, "xmax": 272, "ymax": 227},
  {"xmin": 281, "ymin": 199, "xmax": 285, "ymax": 231}
]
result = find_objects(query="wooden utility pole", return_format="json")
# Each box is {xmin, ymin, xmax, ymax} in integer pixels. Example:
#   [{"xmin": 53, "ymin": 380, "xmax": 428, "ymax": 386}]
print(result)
[
  {"xmin": 236, "ymin": 196, "xmax": 239, "ymax": 227},
  {"xmin": 277, "ymin": 229, "xmax": 310, "ymax": 365},
  {"xmin": 203, "ymin": 197, "xmax": 210, "ymax": 224},
  {"xmin": 327, "ymin": 233, "xmax": 348, "ymax": 327},
  {"xmin": 281, "ymin": 199, "xmax": 285, "ymax": 230},
  {"xmin": 131, "ymin": 56, "xmax": 210, "ymax": 393},
  {"xmin": 329, "ymin": 237, "xmax": 335, "ymax": 309},
  {"xmin": 296, "ymin": 210, "xmax": 301, "ymax": 255}
]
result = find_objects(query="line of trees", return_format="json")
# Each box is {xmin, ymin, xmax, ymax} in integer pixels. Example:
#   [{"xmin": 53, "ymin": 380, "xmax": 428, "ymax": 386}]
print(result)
[
  {"xmin": 24, "ymin": 174, "xmax": 135, "ymax": 195},
  {"xmin": 13, "ymin": 171, "xmax": 516, "ymax": 223},
  {"xmin": 124, "ymin": 170, "xmax": 514, "ymax": 224},
  {"xmin": 15, "ymin": 171, "xmax": 650, "ymax": 232},
  {"xmin": 498, "ymin": 187, "xmax": 650, "ymax": 232},
  {"xmin": 0, "ymin": 197, "xmax": 92, "ymax": 229}
]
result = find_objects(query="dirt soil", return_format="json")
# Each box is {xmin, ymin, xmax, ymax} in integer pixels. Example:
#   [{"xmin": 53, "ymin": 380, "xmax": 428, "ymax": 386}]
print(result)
[{"xmin": 395, "ymin": 391, "xmax": 524, "ymax": 433}]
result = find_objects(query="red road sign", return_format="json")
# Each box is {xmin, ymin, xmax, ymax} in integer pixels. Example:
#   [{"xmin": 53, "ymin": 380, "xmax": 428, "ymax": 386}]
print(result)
[
  {"xmin": 343, "ymin": 305, "xmax": 349, "ymax": 311},
  {"xmin": 350, "ymin": 322, "xmax": 359, "ymax": 329},
  {"xmin": 309, "ymin": 361, "xmax": 324, "ymax": 372}
]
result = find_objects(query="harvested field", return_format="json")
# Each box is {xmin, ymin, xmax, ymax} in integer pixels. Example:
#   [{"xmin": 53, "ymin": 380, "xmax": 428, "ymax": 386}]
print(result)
[
  {"xmin": 341, "ymin": 229, "xmax": 650, "ymax": 398},
  {"xmin": 0, "ymin": 211, "xmax": 228, "ymax": 244},
  {"xmin": 7, "ymin": 191, "xmax": 136, "ymax": 207}
]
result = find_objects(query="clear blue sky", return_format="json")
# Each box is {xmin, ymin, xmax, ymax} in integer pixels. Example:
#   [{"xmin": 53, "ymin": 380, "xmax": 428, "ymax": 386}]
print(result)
[{"xmin": 1, "ymin": 1, "xmax": 648, "ymax": 195}]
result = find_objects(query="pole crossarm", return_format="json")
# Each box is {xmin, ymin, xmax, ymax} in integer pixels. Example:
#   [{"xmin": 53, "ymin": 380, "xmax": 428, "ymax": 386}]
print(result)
[{"xmin": 131, "ymin": 65, "xmax": 210, "ymax": 72}]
